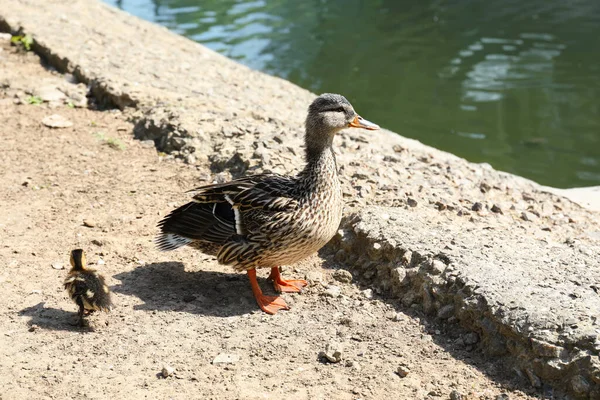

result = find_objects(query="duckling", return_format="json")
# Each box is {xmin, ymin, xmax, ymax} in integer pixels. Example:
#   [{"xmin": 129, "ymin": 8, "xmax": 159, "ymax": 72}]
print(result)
[{"xmin": 63, "ymin": 249, "xmax": 112, "ymax": 326}]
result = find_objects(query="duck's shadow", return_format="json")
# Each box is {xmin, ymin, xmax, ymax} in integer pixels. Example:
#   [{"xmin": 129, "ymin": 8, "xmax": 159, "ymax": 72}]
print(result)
[
  {"xmin": 18, "ymin": 302, "xmax": 94, "ymax": 332},
  {"xmin": 112, "ymin": 262, "xmax": 261, "ymax": 317}
]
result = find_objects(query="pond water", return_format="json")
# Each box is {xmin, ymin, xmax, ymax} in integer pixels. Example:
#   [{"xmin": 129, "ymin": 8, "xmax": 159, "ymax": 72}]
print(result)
[{"xmin": 105, "ymin": 0, "xmax": 600, "ymax": 188}]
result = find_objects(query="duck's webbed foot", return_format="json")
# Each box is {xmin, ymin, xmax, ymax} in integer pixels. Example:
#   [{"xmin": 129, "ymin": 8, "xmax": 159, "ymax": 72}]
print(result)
[
  {"xmin": 247, "ymin": 269, "xmax": 290, "ymax": 315},
  {"xmin": 268, "ymin": 267, "xmax": 308, "ymax": 293}
]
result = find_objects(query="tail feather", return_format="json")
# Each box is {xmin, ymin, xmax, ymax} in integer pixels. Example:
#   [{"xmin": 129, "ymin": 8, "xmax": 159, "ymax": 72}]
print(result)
[
  {"xmin": 156, "ymin": 201, "xmax": 236, "ymax": 251},
  {"xmin": 156, "ymin": 233, "xmax": 194, "ymax": 251}
]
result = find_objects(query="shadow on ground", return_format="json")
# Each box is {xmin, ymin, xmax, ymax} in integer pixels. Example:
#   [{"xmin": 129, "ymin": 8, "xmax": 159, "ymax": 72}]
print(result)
[
  {"xmin": 112, "ymin": 261, "xmax": 274, "ymax": 317},
  {"xmin": 18, "ymin": 302, "xmax": 95, "ymax": 332}
]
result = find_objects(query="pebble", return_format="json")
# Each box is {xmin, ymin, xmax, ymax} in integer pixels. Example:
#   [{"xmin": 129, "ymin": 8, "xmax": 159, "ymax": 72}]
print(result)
[
  {"xmin": 471, "ymin": 202, "xmax": 483, "ymax": 212},
  {"xmin": 521, "ymin": 211, "xmax": 537, "ymax": 222},
  {"xmin": 161, "ymin": 365, "xmax": 175, "ymax": 378},
  {"xmin": 396, "ymin": 364, "xmax": 410, "ymax": 377},
  {"xmin": 491, "ymin": 204, "xmax": 503, "ymax": 214},
  {"xmin": 324, "ymin": 285, "xmax": 341, "ymax": 298},
  {"xmin": 36, "ymin": 86, "xmax": 66, "ymax": 102},
  {"xmin": 212, "ymin": 353, "xmax": 240, "ymax": 365},
  {"xmin": 463, "ymin": 332, "xmax": 479, "ymax": 345},
  {"xmin": 97, "ymin": 259, "xmax": 105, "ymax": 265},
  {"xmin": 332, "ymin": 269, "xmax": 353, "ymax": 283},
  {"xmin": 41, "ymin": 114, "xmax": 73, "ymax": 129},
  {"xmin": 362, "ymin": 289, "xmax": 373, "ymax": 299},
  {"xmin": 319, "ymin": 342, "xmax": 343, "ymax": 363},
  {"xmin": 406, "ymin": 198, "xmax": 418, "ymax": 207},
  {"xmin": 449, "ymin": 390, "xmax": 463, "ymax": 400},
  {"xmin": 83, "ymin": 219, "xmax": 96, "ymax": 228},
  {"xmin": 51, "ymin": 262, "xmax": 64, "ymax": 270}
]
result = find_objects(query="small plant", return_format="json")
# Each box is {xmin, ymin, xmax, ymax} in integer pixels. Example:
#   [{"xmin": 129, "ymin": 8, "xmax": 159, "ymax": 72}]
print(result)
[
  {"xmin": 11, "ymin": 34, "xmax": 34, "ymax": 51},
  {"xmin": 93, "ymin": 131, "xmax": 126, "ymax": 150},
  {"xmin": 105, "ymin": 137, "xmax": 126, "ymax": 150},
  {"xmin": 25, "ymin": 95, "xmax": 43, "ymax": 105},
  {"xmin": 67, "ymin": 101, "xmax": 75, "ymax": 109}
]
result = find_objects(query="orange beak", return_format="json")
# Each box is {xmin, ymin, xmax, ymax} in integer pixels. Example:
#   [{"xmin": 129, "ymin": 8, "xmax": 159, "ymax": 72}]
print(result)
[{"xmin": 349, "ymin": 115, "xmax": 379, "ymax": 130}]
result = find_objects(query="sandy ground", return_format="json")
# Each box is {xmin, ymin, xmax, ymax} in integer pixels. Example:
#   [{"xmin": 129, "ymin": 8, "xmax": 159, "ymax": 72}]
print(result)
[{"xmin": 0, "ymin": 37, "xmax": 545, "ymax": 400}]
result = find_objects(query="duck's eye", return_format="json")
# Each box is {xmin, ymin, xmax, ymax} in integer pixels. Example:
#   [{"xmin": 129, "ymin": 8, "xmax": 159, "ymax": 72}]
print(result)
[{"xmin": 330, "ymin": 107, "xmax": 345, "ymax": 113}]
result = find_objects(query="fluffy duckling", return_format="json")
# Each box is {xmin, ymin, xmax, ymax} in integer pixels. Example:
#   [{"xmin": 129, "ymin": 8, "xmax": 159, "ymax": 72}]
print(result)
[{"xmin": 63, "ymin": 249, "xmax": 112, "ymax": 326}]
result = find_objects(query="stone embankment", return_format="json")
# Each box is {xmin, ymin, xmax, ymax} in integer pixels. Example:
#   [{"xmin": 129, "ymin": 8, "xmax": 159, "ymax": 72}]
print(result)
[{"xmin": 1, "ymin": 0, "xmax": 599, "ymax": 397}]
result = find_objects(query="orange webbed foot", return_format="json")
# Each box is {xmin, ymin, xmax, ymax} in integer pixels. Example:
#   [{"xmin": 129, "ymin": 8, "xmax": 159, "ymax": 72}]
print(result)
[
  {"xmin": 268, "ymin": 267, "xmax": 308, "ymax": 293},
  {"xmin": 247, "ymin": 268, "xmax": 290, "ymax": 315},
  {"xmin": 255, "ymin": 294, "xmax": 290, "ymax": 315}
]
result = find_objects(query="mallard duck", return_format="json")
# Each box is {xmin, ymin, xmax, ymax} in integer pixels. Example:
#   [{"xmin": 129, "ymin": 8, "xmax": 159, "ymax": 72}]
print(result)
[
  {"xmin": 156, "ymin": 93, "xmax": 379, "ymax": 314},
  {"xmin": 63, "ymin": 249, "xmax": 112, "ymax": 326}
]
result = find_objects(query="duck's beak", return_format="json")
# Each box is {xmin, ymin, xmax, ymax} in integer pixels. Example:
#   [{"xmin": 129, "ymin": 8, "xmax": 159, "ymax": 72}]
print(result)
[{"xmin": 349, "ymin": 115, "xmax": 380, "ymax": 130}]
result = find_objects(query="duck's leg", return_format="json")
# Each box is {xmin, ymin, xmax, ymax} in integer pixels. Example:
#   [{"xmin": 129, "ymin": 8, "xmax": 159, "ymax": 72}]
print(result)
[
  {"xmin": 268, "ymin": 266, "xmax": 308, "ymax": 293},
  {"xmin": 247, "ymin": 269, "xmax": 290, "ymax": 314},
  {"xmin": 73, "ymin": 297, "xmax": 86, "ymax": 327}
]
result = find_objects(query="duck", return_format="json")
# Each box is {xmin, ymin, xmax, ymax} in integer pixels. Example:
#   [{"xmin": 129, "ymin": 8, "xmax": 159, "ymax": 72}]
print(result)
[
  {"xmin": 156, "ymin": 93, "xmax": 379, "ymax": 314},
  {"xmin": 63, "ymin": 249, "xmax": 112, "ymax": 326}
]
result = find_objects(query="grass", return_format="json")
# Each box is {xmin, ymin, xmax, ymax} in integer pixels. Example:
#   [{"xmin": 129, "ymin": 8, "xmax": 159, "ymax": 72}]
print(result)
[
  {"xmin": 94, "ymin": 132, "xmax": 126, "ymax": 151},
  {"xmin": 11, "ymin": 34, "xmax": 34, "ymax": 51},
  {"xmin": 25, "ymin": 96, "xmax": 43, "ymax": 105}
]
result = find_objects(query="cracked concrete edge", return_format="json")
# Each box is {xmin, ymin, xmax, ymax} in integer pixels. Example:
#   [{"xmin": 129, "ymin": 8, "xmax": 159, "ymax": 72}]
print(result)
[
  {"xmin": 0, "ymin": 18, "xmax": 138, "ymax": 110},
  {"xmin": 327, "ymin": 211, "xmax": 600, "ymax": 399}
]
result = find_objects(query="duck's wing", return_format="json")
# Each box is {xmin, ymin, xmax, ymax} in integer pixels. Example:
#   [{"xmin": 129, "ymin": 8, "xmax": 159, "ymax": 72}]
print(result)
[
  {"xmin": 156, "ymin": 173, "xmax": 298, "ymax": 251},
  {"xmin": 191, "ymin": 173, "xmax": 299, "ymax": 212}
]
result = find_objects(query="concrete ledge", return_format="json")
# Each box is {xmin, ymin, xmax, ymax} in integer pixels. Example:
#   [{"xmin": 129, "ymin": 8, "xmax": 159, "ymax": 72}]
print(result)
[{"xmin": 331, "ymin": 207, "xmax": 600, "ymax": 398}]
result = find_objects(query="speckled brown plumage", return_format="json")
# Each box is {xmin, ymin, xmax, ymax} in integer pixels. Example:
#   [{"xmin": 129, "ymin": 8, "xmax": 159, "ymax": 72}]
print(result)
[
  {"xmin": 64, "ymin": 249, "xmax": 112, "ymax": 326},
  {"xmin": 156, "ymin": 93, "xmax": 379, "ymax": 314}
]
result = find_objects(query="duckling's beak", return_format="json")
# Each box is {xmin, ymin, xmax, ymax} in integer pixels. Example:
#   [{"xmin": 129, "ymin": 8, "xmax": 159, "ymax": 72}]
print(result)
[{"xmin": 349, "ymin": 115, "xmax": 379, "ymax": 130}]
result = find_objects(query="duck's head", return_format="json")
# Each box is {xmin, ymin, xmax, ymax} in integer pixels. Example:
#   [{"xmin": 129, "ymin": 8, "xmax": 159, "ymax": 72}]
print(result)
[
  {"xmin": 305, "ymin": 93, "xmax": 379, "ymax": 157},
  {"xmin": 69, "ymin": 249, "xmax": 87, "ymax": 271}
]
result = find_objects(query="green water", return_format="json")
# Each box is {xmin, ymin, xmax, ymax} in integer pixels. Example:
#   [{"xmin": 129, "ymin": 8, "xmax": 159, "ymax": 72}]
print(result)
[{"xmin": 106, "ymin": 0, "xmax": 600, "ymax": 188}]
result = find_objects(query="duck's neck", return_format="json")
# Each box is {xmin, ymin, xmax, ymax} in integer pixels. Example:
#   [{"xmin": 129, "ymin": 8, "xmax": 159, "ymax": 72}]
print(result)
[{"xmin": 300, "ymin": 141, "xmax": 338, "ymax": 189}]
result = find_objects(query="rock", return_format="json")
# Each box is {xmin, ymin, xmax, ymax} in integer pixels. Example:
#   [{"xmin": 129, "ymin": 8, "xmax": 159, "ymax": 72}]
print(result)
[
  {"xmin": 41, "ymin": 114, "xmax": 73, "ymax": 128},
  {"xmin": 449, "ymin": 390, "xmax": 463, "ymax": 400},
  {"xmin": 362, "ymin": 289, "xmax": 373, "ymax": 299},
  {"xmin": 333, "ymin": 269, "xmax": 353, "ymax": 283},
  {"xmin": 471, "ymin": 202, "xmax": 483, "ymax": 212},
  {"xmin": 437, "ymin": 304, "xmax": 454, "ymax": 319},
  {"xmin": 36, "ymin": 86, "xmax": 66, "ymax": 102},
  {"xmin": 140, "ymin": 140, "xmax": 155, "ymax": 149},
  {"xmin": 161, "ymin": 365, "xmax": 175, "ymax": 378},
  {"xmin": 407, "ymin": 198, "xmax": 418, "ymax": 207},
  {"xmin": 396, "ymin": 364, "xmax": 410, "ymax": 377},
  {"xmin": 305, "ymin": 270, "xmax": 324, "ymax": 283},
  {"xmin": 51, "ymin": 262, "xmax": 64, "ymax": 270},
  {"xmin": 83, "ymin": 219, "xmax": 96, "ymax": 228},
  {"xmin": 463, "ymin": 332, "xmax": 479, "ymax": 345},
  {"xmin": 183, "ymin": 295, "xmax": 196, "ymax": 303},
  {"xmin": 97, "ymin": 258, "xmax": 105, "ymax": 265},
  {"xmin": 494, "ymin": 395, "xmax": 509, "ymax": 400},
  {"xmin": 212, "ymin": 353, "xmax": 240, "ymax": 365},
  {"xmin": 521, "ymin": 211, "xmax": 537, "ymax": 221},
  {"xmin": 0, "ymin": 33, "xmax": 12, "ymax": 41},
  {"xmin": 319, "ymin": 342, "xmax": 343, "ymax": 363},
  {"xmin": 491, "ymin": 204, "xmax": 503, "ymax": 214},
  {"xmin": 570, "ymin": 375, "xmax": 590, "ymax": 396},
  {"xmin": 324, "ymin": 285, "xmax": 341, "ymax": 298}
]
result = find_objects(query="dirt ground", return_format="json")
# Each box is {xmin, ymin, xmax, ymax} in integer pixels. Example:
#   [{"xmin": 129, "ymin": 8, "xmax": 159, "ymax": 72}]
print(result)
[{"xmin": 0, "ymin": 37, "xmax": 543, "ymax": 400}]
